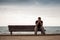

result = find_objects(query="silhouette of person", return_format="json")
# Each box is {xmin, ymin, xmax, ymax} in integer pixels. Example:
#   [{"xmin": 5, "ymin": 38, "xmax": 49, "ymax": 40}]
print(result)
[{"xmin": 34, "ymin": 17, "xmax": 45, "ymax": 35}]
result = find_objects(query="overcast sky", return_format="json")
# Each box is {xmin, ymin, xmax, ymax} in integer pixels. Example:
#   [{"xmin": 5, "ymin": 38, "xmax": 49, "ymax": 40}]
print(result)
[
  {"xmin": 0, "ymin": 0, "xmax": 60, "ymax": 5},
  {"xmin": 0, "ymin": 0, "xmax": 60, "ymax": 26}
]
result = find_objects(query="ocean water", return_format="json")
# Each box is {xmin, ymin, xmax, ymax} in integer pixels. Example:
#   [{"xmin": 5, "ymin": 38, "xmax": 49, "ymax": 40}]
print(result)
[{"xmin": 0, "ymin": 26, "xmax": 60, "ymax": 35}]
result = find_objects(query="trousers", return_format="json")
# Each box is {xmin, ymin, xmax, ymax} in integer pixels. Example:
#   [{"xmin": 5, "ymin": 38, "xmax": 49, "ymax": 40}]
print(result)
[{"xmin": 34, "ymin": 25, "xmax": 45, "ymax": 35}]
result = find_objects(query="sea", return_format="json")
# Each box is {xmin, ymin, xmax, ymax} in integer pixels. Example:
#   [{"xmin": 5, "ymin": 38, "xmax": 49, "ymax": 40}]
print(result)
[{"xmin": 0, "ymin": 26, "xmax": 60, "ymax": 35}]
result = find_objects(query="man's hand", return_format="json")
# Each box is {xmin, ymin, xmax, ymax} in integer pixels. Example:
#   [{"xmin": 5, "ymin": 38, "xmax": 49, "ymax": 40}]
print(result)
[
  {"xmin": 38, "ymin": 20, "xmax": 43, "ymax": 26},
  {"xmin": 38, "ymin": 20, "xmax": 41, "ymax": 23}
]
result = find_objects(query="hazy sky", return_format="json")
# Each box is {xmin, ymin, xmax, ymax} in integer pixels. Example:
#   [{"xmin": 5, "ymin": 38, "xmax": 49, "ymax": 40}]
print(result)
[{"xmin": 0, "ymin": 0, "xmax": 60, "ymax": 26}]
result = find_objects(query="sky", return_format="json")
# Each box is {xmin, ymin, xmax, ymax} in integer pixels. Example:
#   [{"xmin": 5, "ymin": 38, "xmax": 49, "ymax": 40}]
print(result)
[{"xmin": 0, "ymin": 0, "xmax": 60, "ymax": 26}]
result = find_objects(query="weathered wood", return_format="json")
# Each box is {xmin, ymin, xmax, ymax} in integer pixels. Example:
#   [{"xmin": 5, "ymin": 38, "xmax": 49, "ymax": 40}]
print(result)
[{"xmin": 8, "ymin": 25, "xmax": 35, "ymax": 31}]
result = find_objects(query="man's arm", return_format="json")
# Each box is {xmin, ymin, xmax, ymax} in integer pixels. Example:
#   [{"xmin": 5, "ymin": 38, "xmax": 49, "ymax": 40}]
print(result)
[
  {"xmin": 41, "ymin": 21, "xmax": 43, "ymax": 26},
  {"xmin": 35, "ymin": 20, "xmax": 40, "ymax": 26}
]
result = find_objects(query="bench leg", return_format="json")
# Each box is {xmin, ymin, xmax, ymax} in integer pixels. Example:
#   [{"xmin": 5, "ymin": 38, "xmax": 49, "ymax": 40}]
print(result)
[
  {"xmin": 34, "ymin": 26, "xmax": 37, "ymax": 35},
  {"xmin": 10, "ymin": 31, "xmax": 12, "ymax": 35}
]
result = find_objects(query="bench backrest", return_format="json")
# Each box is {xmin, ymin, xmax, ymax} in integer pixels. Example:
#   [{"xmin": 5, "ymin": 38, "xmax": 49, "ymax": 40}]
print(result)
[{"xmin": 8, "ymin": 25, "xmax": 35, "ymax": 32}]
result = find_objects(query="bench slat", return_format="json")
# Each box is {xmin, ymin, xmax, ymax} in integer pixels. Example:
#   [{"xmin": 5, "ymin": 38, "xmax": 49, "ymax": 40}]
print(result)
[{"xmin": 8, "ymin": 25, "xmax": 35, "ymax": 31}]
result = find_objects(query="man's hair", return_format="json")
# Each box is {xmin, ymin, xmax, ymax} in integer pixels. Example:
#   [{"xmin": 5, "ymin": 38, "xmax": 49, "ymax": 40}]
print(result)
[{"xmin": 38, "ymin": 17, "xmax": 41, "ymax": 19}]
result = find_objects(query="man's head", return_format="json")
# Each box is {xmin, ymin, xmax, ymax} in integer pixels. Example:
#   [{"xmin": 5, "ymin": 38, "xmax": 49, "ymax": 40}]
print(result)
[{"xmin": 38, "ymin": 17, "xmax": 41, "ymax": 20}]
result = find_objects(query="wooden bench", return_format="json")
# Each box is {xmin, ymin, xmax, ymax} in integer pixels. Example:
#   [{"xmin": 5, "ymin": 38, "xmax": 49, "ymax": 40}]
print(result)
[{"xmin": 8, "ymin": 25, "xmax": 46, "ymax": 35}]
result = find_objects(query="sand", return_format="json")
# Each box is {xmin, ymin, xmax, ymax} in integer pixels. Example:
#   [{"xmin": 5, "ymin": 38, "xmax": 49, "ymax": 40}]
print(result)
[{"xmin": 0, "ymin": 35, "xmax": 60, "ymax": 40}]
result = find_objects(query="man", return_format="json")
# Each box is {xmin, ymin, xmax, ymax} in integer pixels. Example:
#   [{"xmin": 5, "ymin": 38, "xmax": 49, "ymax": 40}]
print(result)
[{"xmin": 34, "ymin": 17, "xmax": 45, "ymax": 35}]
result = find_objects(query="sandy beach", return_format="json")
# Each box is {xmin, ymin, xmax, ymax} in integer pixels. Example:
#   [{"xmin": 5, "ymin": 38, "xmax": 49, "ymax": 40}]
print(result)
[{"xmin": 0, "ymin": 35, "xmax": 60, "ymax": 40}]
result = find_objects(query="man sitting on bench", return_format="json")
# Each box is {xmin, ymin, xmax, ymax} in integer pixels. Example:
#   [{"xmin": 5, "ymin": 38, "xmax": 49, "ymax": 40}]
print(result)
[{"xmin": 35, "ymin": 17, "xmax": 45, "ymax": 35}]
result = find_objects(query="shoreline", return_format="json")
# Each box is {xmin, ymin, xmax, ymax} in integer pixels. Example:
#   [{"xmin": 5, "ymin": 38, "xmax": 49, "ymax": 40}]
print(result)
[{"xmin": 0, "ymin": 34, "xmax": 60, "ymax": 36}]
